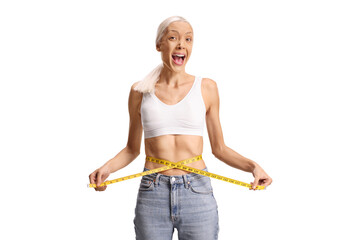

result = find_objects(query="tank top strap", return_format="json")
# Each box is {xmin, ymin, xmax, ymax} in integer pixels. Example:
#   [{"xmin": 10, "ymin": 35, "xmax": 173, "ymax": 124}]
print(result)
[{"xmin": 193, "ymin": 76, "xmax": 202, "ymax": 92}]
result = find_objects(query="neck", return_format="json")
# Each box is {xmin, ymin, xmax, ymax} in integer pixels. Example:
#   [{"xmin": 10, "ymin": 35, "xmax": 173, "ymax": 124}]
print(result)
[{"xmin": 158, "ymin": 65, "xmax": 189, "ymax": 86}]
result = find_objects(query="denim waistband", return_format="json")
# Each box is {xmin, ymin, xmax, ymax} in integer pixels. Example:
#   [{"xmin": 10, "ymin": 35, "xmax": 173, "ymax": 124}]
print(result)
[{"xmin": 143, "ymin": 167, "xmax": 209, "ymax": 185}]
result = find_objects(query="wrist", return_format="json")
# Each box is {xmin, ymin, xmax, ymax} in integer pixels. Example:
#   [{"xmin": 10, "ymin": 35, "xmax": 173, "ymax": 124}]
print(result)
[
  {"xmin": 102, "ymin": 162, "xmax": 113, "ymax": 173},
  {"xmin": 250, "ymin": 161, "xmax": 260, "ymax": 173}
]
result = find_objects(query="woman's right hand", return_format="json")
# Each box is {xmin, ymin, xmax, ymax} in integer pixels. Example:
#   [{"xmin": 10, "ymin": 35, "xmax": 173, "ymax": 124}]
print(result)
[{"xmin": 89, "ymin": 166, "xmax": 111, "ymax": 191}]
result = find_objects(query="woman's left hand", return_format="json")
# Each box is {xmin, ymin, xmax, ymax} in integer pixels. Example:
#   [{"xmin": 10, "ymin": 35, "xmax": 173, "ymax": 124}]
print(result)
[{"xmin": 250, "ymin": 164, "xmax": 272, "ymax": 191}]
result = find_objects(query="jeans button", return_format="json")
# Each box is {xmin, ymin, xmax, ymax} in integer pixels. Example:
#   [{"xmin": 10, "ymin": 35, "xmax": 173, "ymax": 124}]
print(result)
[{"xmin": 171, "ymin": 177, "xmax": 175, "ymax": 183}]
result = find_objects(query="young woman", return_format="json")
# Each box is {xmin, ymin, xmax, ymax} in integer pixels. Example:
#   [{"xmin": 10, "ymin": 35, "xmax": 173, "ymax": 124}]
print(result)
[{"xmin": 89, "ymin": 16, "xmax": 272, "ymax": 240}]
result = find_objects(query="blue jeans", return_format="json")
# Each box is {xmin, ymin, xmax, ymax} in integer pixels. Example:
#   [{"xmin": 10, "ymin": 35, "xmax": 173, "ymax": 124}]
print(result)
[{"xmin": 133, "ymin": 167, "xmax": 219, "ymax": 240}]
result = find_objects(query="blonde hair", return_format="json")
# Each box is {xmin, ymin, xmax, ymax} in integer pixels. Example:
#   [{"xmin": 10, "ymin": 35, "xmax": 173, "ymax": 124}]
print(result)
[{"xmin": 133, "ymin": 16, "xmax": 192, "ymax": 93}]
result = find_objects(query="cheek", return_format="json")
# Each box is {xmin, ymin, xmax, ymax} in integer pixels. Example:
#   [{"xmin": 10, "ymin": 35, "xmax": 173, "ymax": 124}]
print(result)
[
  {"xmin": 186, "ymin": 47, "xmax": 193, "ymax": 56},
  {"xmin": 162, "ymin": 44, "xmax": 173, "ymax": 54},
  {"xmin": 160, "ymin": 52, "xmax": 171, "ymax": 63},
  {"xmin": 186, "ymin": 43, "xmax": 193, "ymax": 50}
]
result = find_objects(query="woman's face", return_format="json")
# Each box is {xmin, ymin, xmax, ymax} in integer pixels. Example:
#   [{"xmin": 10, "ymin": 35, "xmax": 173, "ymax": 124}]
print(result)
[{"xmin": 157, "ymin": 21, "xmax": 193, "ymax": 72}]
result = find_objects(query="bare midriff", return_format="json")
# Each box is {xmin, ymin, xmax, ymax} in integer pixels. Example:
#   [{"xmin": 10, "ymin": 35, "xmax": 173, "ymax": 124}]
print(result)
[{"xmin": 144, "ymin": 134, "xmax": 206, "ymax": 176}]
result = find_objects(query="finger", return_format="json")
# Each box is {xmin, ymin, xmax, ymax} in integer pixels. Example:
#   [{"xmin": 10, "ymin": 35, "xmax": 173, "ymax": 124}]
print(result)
[
  {"xmin": 249, "ymin": 182, "xmax": 255, "ymax": 190},
  {"xmin": 264, "ymin": 178, "xmax": 273, "ymax": 188},
  {"xmin": 89, "ymin": 172, "xmax": 95, "ymax": 185},
  {"xmin": 97, "ymin": 185, "xmax": 107, "ymax": 191},
  {"xmin": 96, "ymin": 171, "xmax": 103, "ymax": 187},
  {"xmin": 252, "ymin": 178, "xmax": 259, "ymax": 190}
]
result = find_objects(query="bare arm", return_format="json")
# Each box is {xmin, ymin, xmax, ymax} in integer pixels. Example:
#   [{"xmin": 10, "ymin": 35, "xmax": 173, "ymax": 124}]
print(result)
[
  {"xmin": 89, "ymin": 81, "xmax": 143, "ymax": 189},
  {"xmin": 203, "ymin": 78, "xmax": 272, "ymax": 189}
]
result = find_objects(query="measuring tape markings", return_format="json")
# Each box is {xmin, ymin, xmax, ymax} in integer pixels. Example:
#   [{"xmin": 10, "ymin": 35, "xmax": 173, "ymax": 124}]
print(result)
[
  {"xmin": 146, "ymin": 157, "xmax": 265, "ymax": 190},
  {"xmin": 87, "ymin": 155, "xmax": 201, "ymax": 188},
  {"xmin": 88, "ymin": 154, "xmax": 265, "ymax": 190}
]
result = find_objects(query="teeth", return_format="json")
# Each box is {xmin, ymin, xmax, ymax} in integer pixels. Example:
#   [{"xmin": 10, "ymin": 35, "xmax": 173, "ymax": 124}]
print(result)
[{"xmin": 173, "ymin": 54, "xmax": 185, "ymax": 57}]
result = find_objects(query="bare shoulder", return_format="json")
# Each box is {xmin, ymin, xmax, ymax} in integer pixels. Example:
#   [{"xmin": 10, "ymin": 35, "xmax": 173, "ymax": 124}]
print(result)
[
  {"xmin": 202, "ymin": 77, "xmax": 217, "ymax": 88},
  {"xmin": 130, "ymin": 81, "xmax": 143, "ymax": 96},
  {"xmin": 201, "ymin": 78, "xmax": 219, "ymax": 113},
  {"xmin": 130, "ymin": 81, "xmax": 141, "ymax": 91}
]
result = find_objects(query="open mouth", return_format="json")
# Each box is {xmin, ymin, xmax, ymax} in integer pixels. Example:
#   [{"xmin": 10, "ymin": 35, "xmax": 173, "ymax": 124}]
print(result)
[{"xmin": 172, "ymin": 54, "xmax": 186, "ymax": 65}]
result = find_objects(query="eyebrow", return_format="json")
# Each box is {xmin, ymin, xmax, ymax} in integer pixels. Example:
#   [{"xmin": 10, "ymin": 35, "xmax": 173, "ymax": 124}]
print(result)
[{"xmin": 169, "ymin": 30, "xmax": 193, "ymax": 35}]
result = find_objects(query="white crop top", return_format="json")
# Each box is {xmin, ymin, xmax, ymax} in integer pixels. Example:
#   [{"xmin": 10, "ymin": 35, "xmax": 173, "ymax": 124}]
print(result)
[{"xmin": 140, "ymin": 76, "xmax": 206, "ymax": 139}]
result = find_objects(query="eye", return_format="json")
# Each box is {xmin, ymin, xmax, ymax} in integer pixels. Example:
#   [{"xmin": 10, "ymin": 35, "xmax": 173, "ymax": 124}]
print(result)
[
  {"xmin": 186, "ymin": 38, "xmax": 192, "ymax": 42},
  {"xmin": 169, "ymin": 36, "xmax": 176, "ymax": 40}
]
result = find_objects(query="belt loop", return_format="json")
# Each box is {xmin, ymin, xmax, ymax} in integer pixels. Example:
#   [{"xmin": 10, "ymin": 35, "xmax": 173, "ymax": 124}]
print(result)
[
  {"xmin": 183, "ymin": 175, "xmax": 189, "ymax": 189},
  {"xmin": 155, "ymin": 174, "xmax": 161, "ymax": 186}
]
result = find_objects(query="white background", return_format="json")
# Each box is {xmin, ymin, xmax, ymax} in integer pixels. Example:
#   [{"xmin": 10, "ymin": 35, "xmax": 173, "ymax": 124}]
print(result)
[{"xmin": 1, "ymin": 0, "xmax": 359, "ymax": 239}]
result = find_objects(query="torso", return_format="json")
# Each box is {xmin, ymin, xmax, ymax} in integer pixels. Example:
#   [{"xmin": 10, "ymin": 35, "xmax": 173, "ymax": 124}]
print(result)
[
  {"xmin": 144, "ymin": 135, "xmax": 205, "ymax": 175},
  {"xmin": 142, "ymin": 74, "xmax": 209, "ymax": 175}
]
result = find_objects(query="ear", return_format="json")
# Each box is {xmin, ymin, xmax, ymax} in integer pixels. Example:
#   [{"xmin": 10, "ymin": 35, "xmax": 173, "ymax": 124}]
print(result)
[{"xmin": 156, "ymin": 44, "xmax": 161, "ymax": 52}]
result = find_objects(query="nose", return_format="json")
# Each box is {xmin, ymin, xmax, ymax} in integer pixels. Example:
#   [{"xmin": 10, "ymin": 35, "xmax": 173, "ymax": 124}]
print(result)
[{"xmin": 177, "ymin": 39, "xmax": 185, "ymax": 49}]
